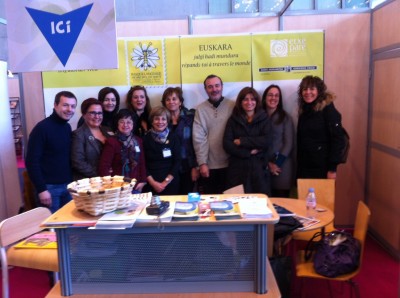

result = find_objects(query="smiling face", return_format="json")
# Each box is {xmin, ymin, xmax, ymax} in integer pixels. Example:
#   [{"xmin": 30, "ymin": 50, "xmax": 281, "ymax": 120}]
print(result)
[
  {"xmin": 241, "ymin": 93, "xmax": 257, "ymax": 114},
  {"xmin": 130, "ymin": 90, "xmax": 146, "ymax": 113},
  {"xmin": 102, "ymin": 92, "xmax": 117, "ymax": 112},
  {"xmin": 302, "ymin": 86, "xmax": 318, "ymax": 104},
  {"xmin": 165, "ymin": 92, "xmax": 181, "ymax": 113},
  {"xmin": 152, "ymin": 114, "xmax": 168, "ymax": 132},
  {"xmin": 205, "ymin": 77, "xmax": 223, "ymax": 102},
  {"xmin": 83, "ymin": 104, "xmax": 103, "ymax": 128},
  {"xmin": 117, "ymin": 117, "xmax": 134, "ymax": 136},
  {"xmin": 54, "ymin": 95, "xmax": 76, "ymax": 121},
  {"xmin": 265, "ymin": 87, "xmax": 280, "ymax": 111}
]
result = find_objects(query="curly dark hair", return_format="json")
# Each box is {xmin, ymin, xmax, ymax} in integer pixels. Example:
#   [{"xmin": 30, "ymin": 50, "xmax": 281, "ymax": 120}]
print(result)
[{"xmin": 126, "ymin": 85, "xmax": 152, "ymax": 115}]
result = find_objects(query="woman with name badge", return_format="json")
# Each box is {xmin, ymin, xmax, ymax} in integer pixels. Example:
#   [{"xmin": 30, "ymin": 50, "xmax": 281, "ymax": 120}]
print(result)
[
  {"xmin": 143, "ymin": 106, "xmax": 181, "ymax": 195},
  {"xmin": 98, "ymin": 109, "xmax": 147, "ymax": 192}
]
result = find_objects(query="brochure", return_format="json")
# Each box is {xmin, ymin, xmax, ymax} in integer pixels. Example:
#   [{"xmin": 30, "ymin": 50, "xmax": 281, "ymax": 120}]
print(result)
[
  {"xmin": 172, "ymin": 201, "xmax": 199, "ymax": 221},
  {"xmin": 210, "ymin": 200, "xmax": 242, "ymax": 220},
  {"xmin": 14, "ymin": 231, "xmax": 57, "ymax": 249},
  {"xmin": 238, "ymin": 197, "xmax": 273, "ymax": 219},
  {"xmin": 93, "ymin": 200, "xmax": 146, "ymax": 229},
  {"xmin": 294, "ymin": 215, "xmax": 320, "ymax": 230}
]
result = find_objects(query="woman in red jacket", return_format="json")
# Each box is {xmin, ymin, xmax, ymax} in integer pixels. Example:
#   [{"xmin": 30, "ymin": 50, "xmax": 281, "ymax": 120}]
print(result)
[{"xmin": 98, "ymin": 109, "xmax": 147, "ymax": 192}]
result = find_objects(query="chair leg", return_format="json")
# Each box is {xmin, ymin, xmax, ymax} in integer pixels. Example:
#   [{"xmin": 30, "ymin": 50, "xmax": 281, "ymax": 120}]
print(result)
[
  {"xmin": 348, "ymin": 279, "xmax": 360, "ymax": 298},
  {"xmin": 1, "ymin": 247, "xmax": 10, "ymax": 298}
]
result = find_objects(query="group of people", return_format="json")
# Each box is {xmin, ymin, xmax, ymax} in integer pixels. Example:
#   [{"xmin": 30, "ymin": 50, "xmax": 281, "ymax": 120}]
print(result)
[{"xmin": 25, "ymin": 74, "xmax": 347, "ymax": 213}]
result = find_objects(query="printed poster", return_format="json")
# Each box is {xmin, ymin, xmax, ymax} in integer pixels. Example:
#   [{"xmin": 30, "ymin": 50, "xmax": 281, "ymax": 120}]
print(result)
[
  {"xmin": 180, "ymin": 35, "xmax": 252, "ymax": 84},
  {"xmin": 252, "ymin": 31, "xmax": 324, "ymax": 81},
  {"xmin": 5, "ymin": 0, "xmax": 118, "ymax": 72}
]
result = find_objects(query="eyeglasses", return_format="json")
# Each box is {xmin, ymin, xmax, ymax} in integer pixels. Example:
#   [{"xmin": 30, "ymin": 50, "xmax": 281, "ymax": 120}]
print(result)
[
  {"xmin": 88, "ymin": 111, "xmax": 103, "ymax": 117},
  {"xmin": 118, "ymin": 120, "xmax": 134, "ymax": 126}
]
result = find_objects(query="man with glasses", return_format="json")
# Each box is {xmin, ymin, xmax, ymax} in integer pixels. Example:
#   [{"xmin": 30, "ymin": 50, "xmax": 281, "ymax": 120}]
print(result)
[{"xmin": 26, "ymin": 91, "xmax": 77, "ymax": 213}]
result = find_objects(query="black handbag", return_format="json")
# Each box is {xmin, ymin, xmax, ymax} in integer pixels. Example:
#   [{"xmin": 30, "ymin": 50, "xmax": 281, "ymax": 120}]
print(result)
[{"xmin": 305, "ymin": 230, "xmax": 361, "ymax": 277}]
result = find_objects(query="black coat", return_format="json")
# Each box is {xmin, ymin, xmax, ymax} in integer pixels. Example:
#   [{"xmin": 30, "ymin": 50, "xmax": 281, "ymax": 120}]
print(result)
[
  {"xmin": 223, "ymin": 110, "xmax": 272, "ymax": 195},
  {"xmin": 297, "ymin": 102, "xmax": 345, "ymax": 178}
]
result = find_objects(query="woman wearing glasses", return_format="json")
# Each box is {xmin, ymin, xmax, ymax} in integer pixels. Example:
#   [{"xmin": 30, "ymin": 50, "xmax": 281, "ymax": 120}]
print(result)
[
  {"xmin": 71, "ymin": 98, "xmax": 112, "ymax": 180},
  {"xmin": 98, "ymin": 109, "xmax": 147, "ymax": 192}
]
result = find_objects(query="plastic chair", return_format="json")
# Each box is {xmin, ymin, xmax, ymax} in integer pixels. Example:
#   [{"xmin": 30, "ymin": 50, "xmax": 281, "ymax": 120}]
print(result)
[
  {"xmin": 0, "ymin": 207, "xmax": 59, "ymax": 298},
  {"xmin": 292, "ymin": 179, "xmax": 336, "ymax": 242},
  {"xmin": 295, "ymin": 200, "xmax": 371, "ymax": 298}
]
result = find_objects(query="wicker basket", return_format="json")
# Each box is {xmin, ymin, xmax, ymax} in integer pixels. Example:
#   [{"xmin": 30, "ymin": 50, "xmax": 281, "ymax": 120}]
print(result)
[{"xmin": 68, "ymin": 176, "xmax": 137, "ymax": 216}]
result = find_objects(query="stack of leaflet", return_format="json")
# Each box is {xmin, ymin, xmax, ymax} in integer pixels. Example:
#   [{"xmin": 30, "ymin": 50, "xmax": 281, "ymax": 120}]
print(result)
[
  {"xmin": 237, "ymin": 197, "xmax": 273, "ymax": 219},
  {"xmin": 172, "ymin": 201, "xmax": 199, "ymax": 221},
  {"xmin": 92, "ymin": 192, "xmax": 152, "ymax": 229}
]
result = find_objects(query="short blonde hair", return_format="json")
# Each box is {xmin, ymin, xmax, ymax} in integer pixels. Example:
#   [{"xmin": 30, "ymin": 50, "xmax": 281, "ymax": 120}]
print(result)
[{"xmin": 149, "ymin": 106, "xmax": 171, "ymax": 124}]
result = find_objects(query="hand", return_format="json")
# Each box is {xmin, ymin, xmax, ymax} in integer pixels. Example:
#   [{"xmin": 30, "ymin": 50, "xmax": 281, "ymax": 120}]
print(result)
[
  {"xmin": 233, "ymin": 139, "xmax": 241, "ymax": 146},
  {"xmin": 268, "ymin": 162, "xmax": 281, "ymax": 176},
  {"xmin": 327, "ymin": 171, "xmax": 337, "ymax": 179},
  {"xmin": 38, "ymin": 190, "xmax": 52, "ymax": 208},
  {"xmin": 250, "ymin": 149, "xmax": 259, "ymax": 155},
  {"xmin": 151, "ymin": 181, "xmax": 166, "ymax": 193},
  {"xmin": 199, "ymin": 164, "xmax": 209, "ymax": 178},
  {"xmin": 135, "ymin": 182, "xmax": 146, "ymax": 192},
  {"xmin": 191, "ymin": 167, "xmax": 200, "ymax": 181}
]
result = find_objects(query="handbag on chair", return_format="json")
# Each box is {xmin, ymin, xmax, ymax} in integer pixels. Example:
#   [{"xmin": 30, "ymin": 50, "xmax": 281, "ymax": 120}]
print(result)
[{"xmin": 305, "ymin": 230, "xmax": 361, "ymax": 277}]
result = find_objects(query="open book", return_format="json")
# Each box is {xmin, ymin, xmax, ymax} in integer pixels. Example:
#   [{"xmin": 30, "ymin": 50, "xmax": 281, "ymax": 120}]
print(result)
[{"xmin": 294, "ymin": 215, "xmax": 320, "ymax": 230}]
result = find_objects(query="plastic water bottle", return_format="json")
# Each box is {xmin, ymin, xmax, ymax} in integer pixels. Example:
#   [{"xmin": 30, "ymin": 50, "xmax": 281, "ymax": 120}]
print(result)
[{"xmin": 306, "ymin": 187, "xmax": 317, "ymax": 218}]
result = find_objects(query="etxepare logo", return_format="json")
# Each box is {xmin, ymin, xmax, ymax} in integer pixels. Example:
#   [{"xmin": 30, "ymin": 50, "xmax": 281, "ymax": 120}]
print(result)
[
  {"xmin": 270, "ymin": 38, "xmax": 307, "ymax": 57},
  {"xmin": 26, "ymin": 4, "xmax": 93, "ymax": 66}
]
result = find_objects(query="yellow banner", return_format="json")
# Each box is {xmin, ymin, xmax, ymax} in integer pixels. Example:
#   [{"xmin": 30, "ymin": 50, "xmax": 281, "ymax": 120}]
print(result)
[
  {"xmin": 42, "ymin": 40, "xmax": 128, "ymax": 88},
  {"xmin": 127, "ymin": 39, "xmax": 166, "ymax": 86},
  {"xmin": 252, "ymin": 31, "xmax": 324, "ymax": 81},
  {"xmin": 180, "ymin": 35, "xmax": 252, "ymax": 84}
]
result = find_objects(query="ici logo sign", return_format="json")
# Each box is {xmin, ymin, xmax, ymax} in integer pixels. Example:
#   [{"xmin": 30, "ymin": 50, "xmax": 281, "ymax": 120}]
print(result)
[
  {"xmin": 51, "ymin": 20, "xmax": 71, "ymax": 35},
  {"xmin": 26, "ymin": 4, "xmax": 93, "ymax": 66}
]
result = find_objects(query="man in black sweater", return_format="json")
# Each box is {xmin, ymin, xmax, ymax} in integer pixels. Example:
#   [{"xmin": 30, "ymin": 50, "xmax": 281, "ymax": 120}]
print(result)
[{"xmin": 26, "ymin": 91, "xmax": 77, "ymax": 213}]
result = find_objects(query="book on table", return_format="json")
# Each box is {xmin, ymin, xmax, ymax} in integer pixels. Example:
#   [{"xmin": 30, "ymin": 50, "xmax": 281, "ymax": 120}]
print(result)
[
  {"xmin": 237, "ymin": 197, "xmax": 273, "ymax": 219},
  {"xmin": 14, "ymin": 231, "xmax": 57, "ymax": 249},
  {"xmin": 172, "ymin": 201, "xmax": 200, "ymax": 221},
  {"xmin": 293, "ymin": 215, "xmax": 320, "ymax": 230},
  {"xmin": 210, "ymin": 200, "xmax": 242, "ymax": 220}
]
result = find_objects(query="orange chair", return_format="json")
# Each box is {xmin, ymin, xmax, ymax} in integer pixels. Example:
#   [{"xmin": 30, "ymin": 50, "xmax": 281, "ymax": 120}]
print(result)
[
  {"xmin": 0, "ymin": 207, "xmax": 59, "ymax": 298},
  {"xmin": 295, "ymin": 200, "xmax": 371, "ymax": 298},
  {"xmin": 292, "ymin": 179, "xmax": 336, "ymax": 242}
]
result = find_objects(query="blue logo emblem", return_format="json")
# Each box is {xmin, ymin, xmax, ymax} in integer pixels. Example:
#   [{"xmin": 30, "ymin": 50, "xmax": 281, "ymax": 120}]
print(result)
[{"xmin": 26, "ymin": 4, "xmax": 93, "ymax": 66}]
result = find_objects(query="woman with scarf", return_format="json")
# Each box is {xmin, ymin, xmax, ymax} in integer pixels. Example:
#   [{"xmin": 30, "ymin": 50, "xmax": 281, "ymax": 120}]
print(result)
[
  {"xmin": 161, "ymin": 87, "xmax": 199, "ymax": 194},
  {"xmin": 142, "ymin": 106, "xmax": 181, "ymax": 195},
  {"xmin": 98, "ymin": 109, "xmax": 147, "ymax": 192}
]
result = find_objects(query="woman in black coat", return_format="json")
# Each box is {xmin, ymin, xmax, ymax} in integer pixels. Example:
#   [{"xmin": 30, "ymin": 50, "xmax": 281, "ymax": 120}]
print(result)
[
  {"xmin": 223, "ymin": 87, "xmax": 272, "ymax": 195},
  {"xmin": 297, "ymin": 75, "xmax": 346, "ymax": 179}
]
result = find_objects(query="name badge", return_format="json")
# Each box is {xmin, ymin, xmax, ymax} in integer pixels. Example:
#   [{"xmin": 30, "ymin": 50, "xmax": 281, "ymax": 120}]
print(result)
[
  {"xmin": 162, "ymin": 148, "xmax": 172, "ymax": 158},
  {"xmin": 135, "ymin": 145, "xmax": 140, "ymax": 152}
]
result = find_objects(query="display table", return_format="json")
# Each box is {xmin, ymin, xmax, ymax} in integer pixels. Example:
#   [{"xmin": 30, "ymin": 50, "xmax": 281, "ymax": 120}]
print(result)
[
  {"xmin": 42, "ymin": 194, "xmax": 280, "ymax": 296},
  {"xmin": 270, "ymin": 198, "xmax": 334, "ymax": 232}
]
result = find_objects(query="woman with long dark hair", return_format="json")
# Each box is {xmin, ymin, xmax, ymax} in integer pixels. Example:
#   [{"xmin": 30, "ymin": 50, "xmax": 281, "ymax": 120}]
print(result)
[
  {"xmin": 126, "ymin": 85, "xmax": 152, "ymax": 137},
  {"xmin": 223, "ymin": 87, "xmax": 271, "ymax": 195},
  {"xmin": 262, "ymin": 84, "xmax": 295, "ymax": 197}
]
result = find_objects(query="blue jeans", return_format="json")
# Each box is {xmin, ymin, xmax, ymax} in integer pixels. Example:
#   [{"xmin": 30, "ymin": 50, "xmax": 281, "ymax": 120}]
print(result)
[{"xmin": 37, "ymin": 183, "xmax": 72, "ymax": 213}]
